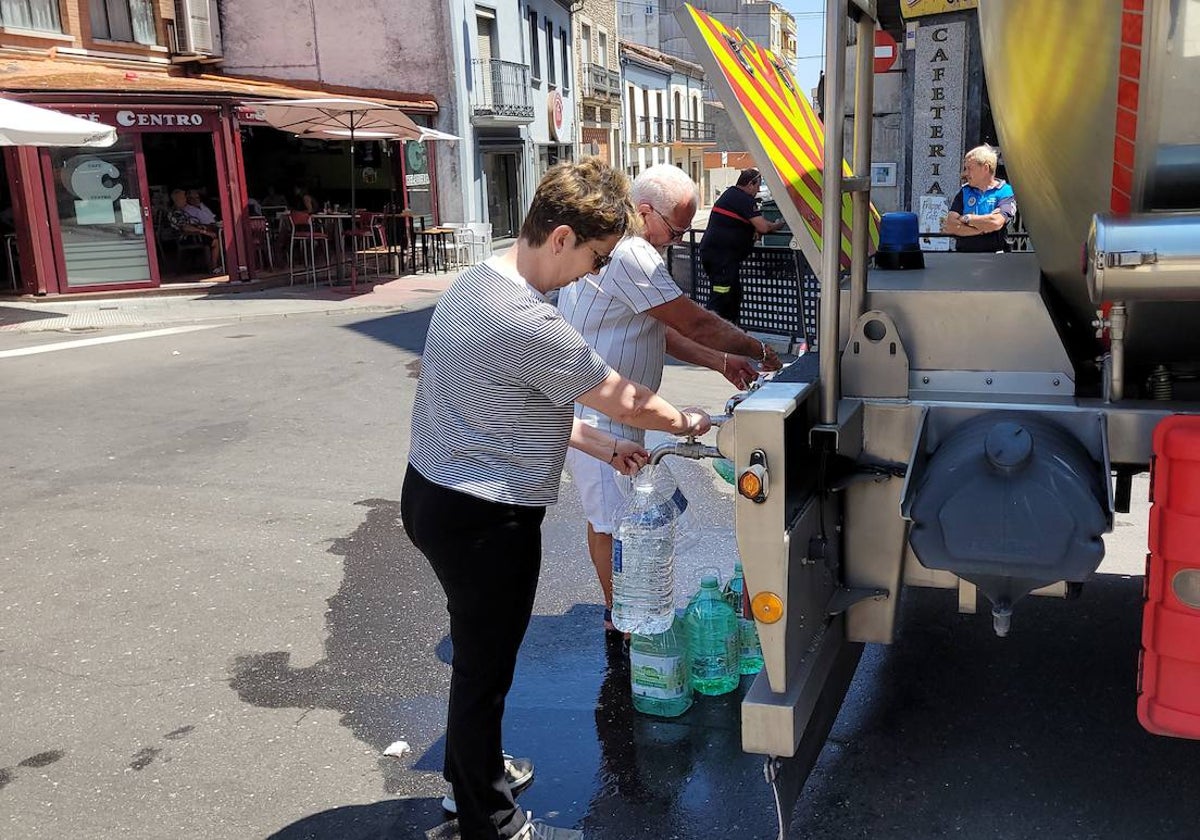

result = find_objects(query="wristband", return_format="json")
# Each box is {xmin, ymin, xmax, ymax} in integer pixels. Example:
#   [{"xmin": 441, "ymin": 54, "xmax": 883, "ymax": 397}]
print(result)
[{"xmin": 759, "ymin": 340, "xmax": 768, "ymax": 362}]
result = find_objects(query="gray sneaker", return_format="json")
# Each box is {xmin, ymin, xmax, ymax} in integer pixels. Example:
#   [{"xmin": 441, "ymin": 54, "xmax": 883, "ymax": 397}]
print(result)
[{"xmin": 440, "ymin": 754, "xmax": 534, "ymax": 815}]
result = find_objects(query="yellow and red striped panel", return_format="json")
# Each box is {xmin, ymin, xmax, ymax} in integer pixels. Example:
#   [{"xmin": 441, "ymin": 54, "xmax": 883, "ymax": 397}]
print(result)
[{"xmin": 684, "ymin": 4, "xmax": 879, "ymax": 268}]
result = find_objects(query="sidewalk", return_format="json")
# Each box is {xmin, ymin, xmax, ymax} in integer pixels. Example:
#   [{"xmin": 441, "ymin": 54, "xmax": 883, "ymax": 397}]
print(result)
[{"xmin": 0, "ymin": 269, "xmax": 459, "ymax": 334}]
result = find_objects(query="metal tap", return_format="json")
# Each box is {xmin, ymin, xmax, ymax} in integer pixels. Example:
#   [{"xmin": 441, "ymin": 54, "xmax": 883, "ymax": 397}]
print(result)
[{"xmin": 648, "ymin": 414, "xmax": 730, "ymax": 465}]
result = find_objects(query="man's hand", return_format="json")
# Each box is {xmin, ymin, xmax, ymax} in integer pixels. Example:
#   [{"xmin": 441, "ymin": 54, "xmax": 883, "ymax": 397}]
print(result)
[
  {"xmin": 722, "ymin": 353, "xmax": 759, "ymax": 390},
  {"xmin": 760, "ymin": 343, "xmax": 782, "ymax": 372},
  {"xmin": 612, "ymin": 439, "xmax": 649, "ymax": 476}
]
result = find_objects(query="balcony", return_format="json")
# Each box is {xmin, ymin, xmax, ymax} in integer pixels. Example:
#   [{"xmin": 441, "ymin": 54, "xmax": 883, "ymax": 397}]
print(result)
[
  {"xmin": 635, "ymin": 116, "xmax": 716, "ymax": 145},
  {"xmin": 581, "ymin": 63, "xmax": 620, "ymax": 102},
  {"xmin": 471, "ymin": 59, "xmax": 535, "ymax": 124}
]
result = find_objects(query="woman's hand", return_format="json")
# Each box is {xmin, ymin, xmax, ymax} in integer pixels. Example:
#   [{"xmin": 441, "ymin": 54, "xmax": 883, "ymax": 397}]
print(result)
[
  {"xmin": 680, "ymin": 407, "xmax": 712, "ymax": 437},
  {"xmin": 611, "ymin": 439, "xmax": 649, "ymax": 476}
]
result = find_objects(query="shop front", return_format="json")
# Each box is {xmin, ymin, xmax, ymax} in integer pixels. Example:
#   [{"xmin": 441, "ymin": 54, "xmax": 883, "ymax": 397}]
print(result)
[
  {"xmin": 43, "ymin": 103, "xmax": 243, "ymax": 292},
  {"xmin": 0, "ymin": 67, "xmax": 439, "ymax": 297}
]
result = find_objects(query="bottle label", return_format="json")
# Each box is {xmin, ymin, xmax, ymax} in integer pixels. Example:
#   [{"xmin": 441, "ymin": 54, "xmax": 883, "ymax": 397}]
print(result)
[
  {"xmin": 630, "ymin": 650, "xmax": 687, "ymax": 700},
  {"xmin": 739, "ymin": 617, "xmax": 761, "ymax": 658},
  {"xmin": 612, "ymin": 539, "xmax": 622, "ymax": 573}
]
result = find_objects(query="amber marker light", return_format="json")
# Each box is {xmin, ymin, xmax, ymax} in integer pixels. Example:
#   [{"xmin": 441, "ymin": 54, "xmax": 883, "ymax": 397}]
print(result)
[
  {"xmin": 738, "ymin": 468, "xmax": 762, "ymax": 499},
  {"xmin": 751, "ymin": 591, "xmax": 784, "ymax": 624}
]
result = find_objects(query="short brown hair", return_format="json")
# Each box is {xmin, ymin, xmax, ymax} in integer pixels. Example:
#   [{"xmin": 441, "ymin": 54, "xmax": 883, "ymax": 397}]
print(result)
[{"xmin": 519, "ymin": 158, "xmax": 635, "ymax": 247}]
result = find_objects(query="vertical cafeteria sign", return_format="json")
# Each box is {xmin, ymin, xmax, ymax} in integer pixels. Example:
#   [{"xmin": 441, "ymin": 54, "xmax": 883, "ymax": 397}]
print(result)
[{"xmin": 912, "ymin": 20, "xmax": 965, "ymax": 250}]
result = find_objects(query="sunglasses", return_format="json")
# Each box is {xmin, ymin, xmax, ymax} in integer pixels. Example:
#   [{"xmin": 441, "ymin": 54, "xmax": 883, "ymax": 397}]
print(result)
[
  {"xmin": 651, "ymin": 207, "xmax": 687, "ymax": 243},
  {"xmin": 589, "ymin": 246, "xmax": 612, "ymax": 273}
]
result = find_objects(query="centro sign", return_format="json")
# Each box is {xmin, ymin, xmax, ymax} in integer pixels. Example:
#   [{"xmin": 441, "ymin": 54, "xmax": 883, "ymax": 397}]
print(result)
[{"xmin": 115, "ymin": 110, "xmax": 205, "ymax": 127}]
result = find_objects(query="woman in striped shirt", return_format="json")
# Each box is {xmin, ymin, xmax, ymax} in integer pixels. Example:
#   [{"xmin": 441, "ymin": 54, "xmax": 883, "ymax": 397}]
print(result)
[{"xmin": 401, "ymin": 159, "xmax": 711, "ymax": 840}]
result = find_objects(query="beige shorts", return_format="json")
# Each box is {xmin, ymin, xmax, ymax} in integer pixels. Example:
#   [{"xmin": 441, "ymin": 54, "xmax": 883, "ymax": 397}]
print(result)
[{"xmin": 564, "ymin": 447, "xmax": 629, "ymax": 535}]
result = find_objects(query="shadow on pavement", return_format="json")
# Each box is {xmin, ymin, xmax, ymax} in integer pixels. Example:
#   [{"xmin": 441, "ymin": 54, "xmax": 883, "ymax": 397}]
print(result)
[
  {"xmin": 0, "ymin": 304, "xmax": 69, "ymax": 328},
  {"xmin": 343, "ymin": 308, "xmax": 434, "ymax": 356},
  {"xmin": 265, "ymin": 797, "xmax": 452, "ymax": 840},
  {"xmin": 230, "ymin": 493, "xmax": 777, "ymax": 840}
]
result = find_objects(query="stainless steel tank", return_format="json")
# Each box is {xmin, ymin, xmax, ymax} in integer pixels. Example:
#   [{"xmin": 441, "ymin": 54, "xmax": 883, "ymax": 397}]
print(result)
[{"xmin": 979, "ymin": 0, "xmax": 1200, "ymax": 370}]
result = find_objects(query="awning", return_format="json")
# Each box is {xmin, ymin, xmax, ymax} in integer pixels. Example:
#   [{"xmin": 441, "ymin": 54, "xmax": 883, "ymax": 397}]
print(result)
[
  {"xmin": 0, "ymin": 55, "xmax": 438, "ymax": 114},
  {"xmin": 0, "ymin": 96, "xmax": 116, "ymax": 146}
]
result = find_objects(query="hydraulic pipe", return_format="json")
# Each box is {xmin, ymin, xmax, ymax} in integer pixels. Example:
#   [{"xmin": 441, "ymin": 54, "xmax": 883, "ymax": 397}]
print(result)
[
  {"xmin": 1109, "ymin": 302, "xmax": 1127, "ymax": 402},
  {"xmin": 819, "ymin": 0, "xmax": 848, "ymax": 426}
]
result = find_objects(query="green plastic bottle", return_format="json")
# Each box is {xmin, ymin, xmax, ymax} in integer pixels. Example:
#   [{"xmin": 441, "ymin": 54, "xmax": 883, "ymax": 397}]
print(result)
[
  {"xmin": 724, "ymin": 562, "xmax": 763, "ymax": 675},
  {"xmin": 684, "ymin": 574, "xmax": 740, "ymax": 695},
  {"xmin": 630, "ymin": 617, "xmax": 692, "ymax": 717}
]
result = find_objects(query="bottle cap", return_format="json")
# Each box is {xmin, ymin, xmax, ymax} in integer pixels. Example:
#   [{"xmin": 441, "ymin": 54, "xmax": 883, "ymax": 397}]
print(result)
[{"xmin": 701, "ymin": 574, "xmax": 719, "ymax": 588}]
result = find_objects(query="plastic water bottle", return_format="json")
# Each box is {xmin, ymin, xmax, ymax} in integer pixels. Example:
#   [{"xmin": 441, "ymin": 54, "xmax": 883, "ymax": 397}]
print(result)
[
  {"xmin": 630, "ymin": 618, "xmax": 692, "ymax": 717},
  {"xmin": 611, "ymin": 466, "xmax": 687, "ymax": 635},
  {"xmin": 684, "ymin": 574, "xmax": 740, "ymax": 695},
  {"xmin": 724, "ymin": 562, "xmax": 763, "ymax": 675}
]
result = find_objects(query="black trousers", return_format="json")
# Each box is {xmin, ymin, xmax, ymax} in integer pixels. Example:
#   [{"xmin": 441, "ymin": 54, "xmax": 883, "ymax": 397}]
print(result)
[
  {"xmin": 702, "ymin": 253, "xmax": 742, "ymax": 325},
  {"xmin": 400, "ymin": 464, "xmax": 544, "ymax": 840}
]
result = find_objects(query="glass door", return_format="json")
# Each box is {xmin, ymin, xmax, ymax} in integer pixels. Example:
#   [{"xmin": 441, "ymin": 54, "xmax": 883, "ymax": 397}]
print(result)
[
  {"xmin": 49, "ymin": 135, "xmax": 154, "ymax": 287},
  {"xmin": 483, "ymin": 152, "xmax": 519, "ymax": 239}
]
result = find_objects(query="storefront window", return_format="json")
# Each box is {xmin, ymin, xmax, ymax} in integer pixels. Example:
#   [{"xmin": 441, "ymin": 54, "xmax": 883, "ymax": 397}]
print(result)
[
  {"xmin": 0, "ymin": 0, "xmax": 62, "ymax": 32},
  {"xmin": 50, "ymin": 136, "xmax": 152, "ymax": 287},
  {"xmin": 89, "ymin": 0, "xmax": 157, "ymax": 45}
]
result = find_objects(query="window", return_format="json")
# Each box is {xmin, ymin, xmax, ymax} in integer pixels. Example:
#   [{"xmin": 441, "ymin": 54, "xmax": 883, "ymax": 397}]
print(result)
[
  {"xmin": 0, "ymin": 0, "xmax": 62, "ymax": 32},
  {"xmin": 581, "ymin": 24, "xmax": 591, "ymax": 65},
  {"xmin": 628, "ymin": 86, "xmax": 636, "ymax": 143},
  {"xmin": 90, "ymin": 0, "xmax": 157, "ymax": 45},
  {"xmin": 598, "ymin": 31, "xmax": 608, "ymax": 66},
  {"xmin": 559, "ymin": 28, "xmax": 568, "ymax": 93},
  {"xmin": 545, "ymin": 18, "xmax": 556, "ymax": 86},
  {"xmin": 527, "ymin": 9, "xmax": 540, "ymax": 81}
]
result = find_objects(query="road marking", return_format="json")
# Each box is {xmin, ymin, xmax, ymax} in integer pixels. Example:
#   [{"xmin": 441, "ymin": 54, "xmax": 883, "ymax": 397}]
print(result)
[{"xmin": 0, "ymin": 324, "xmax": 225, "ymax": 359}]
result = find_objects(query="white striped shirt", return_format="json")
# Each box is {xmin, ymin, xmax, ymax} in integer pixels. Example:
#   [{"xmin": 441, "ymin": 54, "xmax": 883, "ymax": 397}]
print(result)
[
  {"xmin": 409, "ymin": 258, "xmax": 611, "ymax": 506},
  {"xmin": 557, "ymin": 236, "xmax": 682, "ymax": 444}
]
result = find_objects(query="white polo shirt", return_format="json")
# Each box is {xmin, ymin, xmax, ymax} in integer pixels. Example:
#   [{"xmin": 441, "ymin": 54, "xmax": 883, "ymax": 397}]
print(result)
[{"xmin": 557, "ymin": 236, "xmax": 682, "ymax": 445}]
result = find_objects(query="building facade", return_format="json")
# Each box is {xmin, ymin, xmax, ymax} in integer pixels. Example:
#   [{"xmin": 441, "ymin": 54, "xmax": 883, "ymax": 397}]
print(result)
[
  {"xmin": 0, "ymin": 0, "xmax": 439, "ymax": 296},
  {"xmin": 443, "ymin": 0, "xmax": 576, "ymax": 239},
  {"xmin": 573, "ymin": 0, "xmax": 620, "ymax": 169},
  {"xmin": 619, "ymin": 42, "xmax": 713, "ymax": 195}
]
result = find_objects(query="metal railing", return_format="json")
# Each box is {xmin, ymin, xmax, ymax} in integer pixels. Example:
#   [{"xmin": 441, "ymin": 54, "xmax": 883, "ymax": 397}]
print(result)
[
  {"xmin": 635, "ymin": 116, "xmax": 716, "ymax": 144},
  {"xmin": 675, "ymin": 231, "xmax": 821, "ymax": 347},
  {"xmin": 471, "ymin": 59, "xmax": 535, "ymax": 120},
  {"xmin": 582, "ymin": 63, "xmax": 620, "ymax": 100}
]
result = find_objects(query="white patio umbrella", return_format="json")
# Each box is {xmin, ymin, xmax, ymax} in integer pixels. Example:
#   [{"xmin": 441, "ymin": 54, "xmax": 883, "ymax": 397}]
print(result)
[
  {"xmin": 0, "ymin": 97, "xmax": 116, "ymax": 147},
  {"xmin": 253, "ymin": 98, "xmax": 423, "ymax": 290}
]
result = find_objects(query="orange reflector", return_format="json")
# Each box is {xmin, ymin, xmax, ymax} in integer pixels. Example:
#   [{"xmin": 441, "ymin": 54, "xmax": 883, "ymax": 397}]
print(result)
[
  {"xmin": 751, "ymin": 591, "xmax": 784, "ymax": 624},
  {"xmin": 738, "ymin": 470, "xmax": 762, "ymax": 500}
]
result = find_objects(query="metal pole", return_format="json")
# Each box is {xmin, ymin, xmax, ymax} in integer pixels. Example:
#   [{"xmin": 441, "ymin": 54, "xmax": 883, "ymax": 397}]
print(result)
[
  {"xmin": 848, "ymin": 13, "xmax": 874, "ymax": 326},
  {"xmin": 819, "ymin": 1, "xmax": 847, "ymax": 426}
]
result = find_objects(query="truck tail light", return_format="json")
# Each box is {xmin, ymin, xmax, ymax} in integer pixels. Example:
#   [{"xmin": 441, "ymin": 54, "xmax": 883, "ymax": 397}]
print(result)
[{"xmin": 1139, "ymin": 416, "xmax": 1200, "ymax": 739}]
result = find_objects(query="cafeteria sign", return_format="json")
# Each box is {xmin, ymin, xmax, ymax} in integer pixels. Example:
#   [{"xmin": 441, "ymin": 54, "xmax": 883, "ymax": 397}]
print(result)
[{"xmin": 901, "ymin": 0, "xmax": 978, "ymax": 19}]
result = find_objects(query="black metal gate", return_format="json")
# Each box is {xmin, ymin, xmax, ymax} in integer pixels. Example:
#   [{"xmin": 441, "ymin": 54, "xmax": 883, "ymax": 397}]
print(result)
[{"xmin": 680, "ymin": 234, "xmax": 822, "ymax": 349}]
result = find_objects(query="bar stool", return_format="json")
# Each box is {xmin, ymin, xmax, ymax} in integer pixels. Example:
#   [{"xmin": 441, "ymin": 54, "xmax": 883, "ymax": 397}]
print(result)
[{"xmin": 287, "ymin": 211, "xmax": 331, "ymax": 286}]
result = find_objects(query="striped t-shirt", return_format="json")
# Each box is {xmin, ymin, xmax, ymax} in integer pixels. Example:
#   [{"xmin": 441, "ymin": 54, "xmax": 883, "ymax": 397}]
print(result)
[
  {"xmin": 557, "ymin": 235, "xmax": 682, "ymax": 445},
  {"xmin": 409, "ymin": 257, "xmax": 611, "ymax": 507}
]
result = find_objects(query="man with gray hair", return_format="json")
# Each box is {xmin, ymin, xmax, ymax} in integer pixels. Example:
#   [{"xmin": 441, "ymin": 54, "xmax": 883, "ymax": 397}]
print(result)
[
  {"xmin": 558, "ymin": 163, "xmax": 782, "ymax": 635},
  {"xmin": 941, "ymin": 144, "xmax": 1016, "ymax": 253}
]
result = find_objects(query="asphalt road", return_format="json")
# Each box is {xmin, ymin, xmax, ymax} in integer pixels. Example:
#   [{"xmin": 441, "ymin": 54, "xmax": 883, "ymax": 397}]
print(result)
[{"xmin": 0, "ymin": 309, "xmax": 1195, "ymax": 840}]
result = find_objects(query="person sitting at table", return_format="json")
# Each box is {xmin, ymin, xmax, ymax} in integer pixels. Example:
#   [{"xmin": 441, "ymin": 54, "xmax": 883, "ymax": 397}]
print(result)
[
  {"xmin": 262, "ymin": 186, "xmax": 288, "ymax": 209},
  {"xmin": 291, "ymin": 185, "xmax": 318, "ymax": 214},
  {"xmin": 168, "ymin": 188, "xmax": 220, "ymax": 273},
  {"xmin": 184, "ymin": 189, "xmax": 219, "ymax": 227}
]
